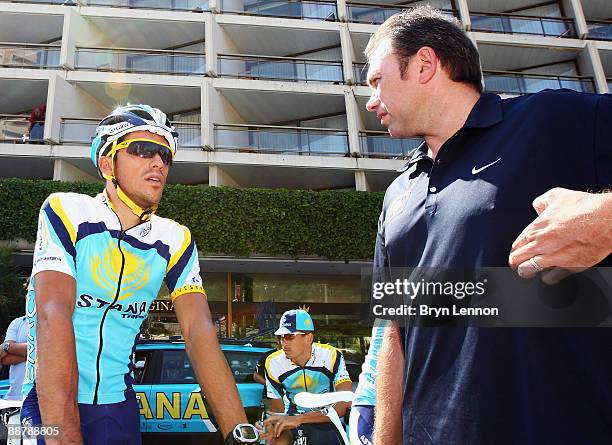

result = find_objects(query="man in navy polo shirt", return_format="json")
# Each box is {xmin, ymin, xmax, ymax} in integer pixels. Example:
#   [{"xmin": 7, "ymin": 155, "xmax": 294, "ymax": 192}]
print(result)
[{"xmin": 365, "ymin": 6, "xmax": 612, "ymax": 445}]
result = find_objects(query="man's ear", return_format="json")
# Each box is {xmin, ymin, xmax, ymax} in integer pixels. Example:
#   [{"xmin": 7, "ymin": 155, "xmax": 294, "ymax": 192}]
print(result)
[
  {"xmin": 415, "ymin": 46, "xmax": 438, "ymax": 84},
  {"xmin": 98, "ymin": 156, "xmax": 113, "ymax": 177}
]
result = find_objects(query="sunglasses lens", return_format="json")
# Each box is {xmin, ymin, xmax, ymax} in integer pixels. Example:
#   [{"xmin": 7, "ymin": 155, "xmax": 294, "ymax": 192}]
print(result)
[{"xmin": 126, "ymin": 141, "xmax": 173, "ymax": 165}]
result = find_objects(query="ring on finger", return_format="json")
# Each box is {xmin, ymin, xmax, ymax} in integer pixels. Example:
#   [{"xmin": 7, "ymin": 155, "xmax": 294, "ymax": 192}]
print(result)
[{"xmin": 529, "ymin": 257, "xmax": 544, "ymax": 273}]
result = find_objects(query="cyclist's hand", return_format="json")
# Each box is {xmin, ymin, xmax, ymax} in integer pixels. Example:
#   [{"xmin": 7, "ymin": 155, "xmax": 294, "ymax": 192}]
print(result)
[{"xmin": 272, "ymin": 415, "xmax": 300, "ymax": 438}]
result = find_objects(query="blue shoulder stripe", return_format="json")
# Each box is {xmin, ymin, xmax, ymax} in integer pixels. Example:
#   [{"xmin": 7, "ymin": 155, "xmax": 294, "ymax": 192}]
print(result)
[
  {"xmin": 165, "ymin": 239, "xmax": 195, "ymax": 292},
  {"xmin": 43, "ymin": 203, "xmax": 76, "ymax": 260}
]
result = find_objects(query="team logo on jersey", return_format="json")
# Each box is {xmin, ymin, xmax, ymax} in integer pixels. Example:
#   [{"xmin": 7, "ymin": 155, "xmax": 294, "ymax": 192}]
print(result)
[
  {"xmin": 36, "ymin": 218, "xmax": 48, "ymax": 253},
  {"xmin": 91, "ymin": 241, "xmax": 150, "ymax": 300}
]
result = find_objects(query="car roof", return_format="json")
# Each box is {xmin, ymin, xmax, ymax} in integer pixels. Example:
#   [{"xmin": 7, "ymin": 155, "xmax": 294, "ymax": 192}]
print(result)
[{"xmin": 136, "ymin": 341, "xmax": 272, "ymax": 353}]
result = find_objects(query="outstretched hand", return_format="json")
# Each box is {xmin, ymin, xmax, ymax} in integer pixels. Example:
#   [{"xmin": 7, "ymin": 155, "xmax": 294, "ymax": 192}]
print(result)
[{"xmin": 509, "ymin": 188, "xmax": 612, "ymax": 283}]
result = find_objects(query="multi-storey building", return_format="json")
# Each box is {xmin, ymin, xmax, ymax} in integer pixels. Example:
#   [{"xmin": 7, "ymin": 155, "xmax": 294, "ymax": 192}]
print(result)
[{"xmin": 0, "ymin": 0, "xmax": 610, "ymax": 346}]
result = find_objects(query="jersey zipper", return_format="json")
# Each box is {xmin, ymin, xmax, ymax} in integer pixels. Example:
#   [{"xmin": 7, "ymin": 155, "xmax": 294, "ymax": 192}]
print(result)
[{"xmin": 93, "ymin": 227, "xmax": 126, "ymax": 404}]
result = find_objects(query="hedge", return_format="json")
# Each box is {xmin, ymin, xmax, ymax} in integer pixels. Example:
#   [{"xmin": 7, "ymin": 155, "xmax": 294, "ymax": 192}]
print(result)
[{"xmin": 0, "ymin": 179, "xmax": 384, "ymax": 261}]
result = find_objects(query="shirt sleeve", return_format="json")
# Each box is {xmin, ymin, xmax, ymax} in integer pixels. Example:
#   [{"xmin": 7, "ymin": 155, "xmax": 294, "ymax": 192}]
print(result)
[
  {"xmin": 165, "ymin": 226, "xmax": 206, "ymax": 301},
  {"xmin": 31, "ymin": 194, "xmax": 77, "ymax": 279},
  {"xmin": 594, "ymin": 94, "xmax": 612, "ymax": 189},
  {"xmin": 4, "ymin": 318, "xmax": 20, "ymax": 342},
  {"xmin": 333, "ymin": 350, "xmax": 351, "ymax": 387},
  {"xmin": 264, "ymin": 355, "xmax": 285, "ymax": 400}
]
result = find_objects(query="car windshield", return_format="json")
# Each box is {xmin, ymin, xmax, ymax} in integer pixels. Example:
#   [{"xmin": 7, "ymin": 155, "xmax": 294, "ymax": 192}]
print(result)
[{"xmin": 159, "ymin": 349, "xmax": 265, "ymax": 384}]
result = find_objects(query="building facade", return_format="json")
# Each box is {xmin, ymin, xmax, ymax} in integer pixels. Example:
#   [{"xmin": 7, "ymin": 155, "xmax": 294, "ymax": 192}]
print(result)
[{"xmin": 1, "ymin": 0, "xmax": 610, "ymax": 350}]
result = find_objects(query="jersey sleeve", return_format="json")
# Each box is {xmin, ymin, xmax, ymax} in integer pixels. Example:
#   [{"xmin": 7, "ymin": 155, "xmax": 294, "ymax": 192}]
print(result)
[
  {"xmin": 31, "ymin": 194, "xmax": 77, "ymax": 279},
  {"xmin": 165, "ymin": 226, "xmax": 206, "ymax": 301},
  {"xmin": 332, "ymin": 350, "xmax": 352, "ymax": 387},
  {"xmin": 265, "ymin": 354, "xmax": 285, "ymax": 400}
]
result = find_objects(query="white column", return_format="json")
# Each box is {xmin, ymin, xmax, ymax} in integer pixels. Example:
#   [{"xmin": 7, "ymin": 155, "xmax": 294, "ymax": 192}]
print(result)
[
  {"xmin": 456, "ymin": 0, "xmax": 471, "ymax": 31},
  {"xmin": 339, "ymin": 24, "xmax": 356, "ymax": 85},
  {"xmin": 53, "ymin": 160, "xmax": 98, "ymax": 183},
  {"xmin": 336, "ymin": 0, "xmax": 347, "ymax": 22},
  {"xmin": 585, "ymin": 42, "xmax": 608, "ymax": 93},
  {"xmin": 345, "ymin": 90, "xmax": 364, "ymax": 157},
  {"xmin": 561, "ymin": 0, "xmax": 588, "ymax": 39},
  {"xmin": 354, "ymin": 170, "xmax": 370, "ymax": 191},
  {"xmin": 209, "ymin": 165, "xmax": 239, "ymax": 187}
]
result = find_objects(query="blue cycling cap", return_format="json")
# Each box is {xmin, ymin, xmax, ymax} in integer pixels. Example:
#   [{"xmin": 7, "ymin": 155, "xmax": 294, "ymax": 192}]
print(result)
[{"xmin": 275, "ymin": 309, "xmax": 314, "ymax": 335}]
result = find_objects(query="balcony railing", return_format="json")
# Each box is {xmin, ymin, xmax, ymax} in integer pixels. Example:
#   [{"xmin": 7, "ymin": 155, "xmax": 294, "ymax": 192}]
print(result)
[
  {"xmin": 359, "ymin": 131, "xmax": 421, "ymax": 158},
  {"xmin": 347, "ymin": 2, "xmax": 457, "ymax": 25},
  {"xmin": 60, "ymin": 118, "xmax": 202, "ymax": 150},
  {"xmin": 86, "ymin": 0, "xmax": 209, "ymax": 11},
  {"xmin": 470, "ymin": 12, "xmax": 575, "ymax": 38},
  {"xmin": 353, "ymin": 63, "xmax": 367, "ymax": 85},
  {"xmin": 586, "ymin": 20, "xmax": 612, "ymax": 41},
  {"xmin": 218, "ymin": 54, "xmax": 344, "ymax": 84},
  {"xmin": 220, "ymin": 0, "xmax": 337, "ymax": 21},
  {"xmin": 75, "ymin": 47, "xmax": 205, "ymax": 75},
  {"xmin": 484, "ymin": 71, "xmax": 595, "ymax": 95},
  {"xmin": 0, "ymin": 43, "xmax": 61, "ymax": 69},
  {"xmin": 0, "ymin": 115, "xmax": 45, "ymax": 142},
  {"xmin": 215, "ymin": 124, "xmax": 349, "ymax": 156},
  {"xmin": 0, "ymin": 0, "xmax": 72, "ymax": 4}
]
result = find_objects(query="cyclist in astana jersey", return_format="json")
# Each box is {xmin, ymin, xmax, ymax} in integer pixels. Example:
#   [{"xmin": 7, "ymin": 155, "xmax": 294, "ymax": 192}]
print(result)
[
  {"xmin": 261, "ymin": 309, "xmax": 352, "ymax": 445},
  {"xmin": 21, "ymin": 105, "xmax": 258, "ymax": 445},
  {"xmin": 349, "ymin": 320, "xmax": 388, "ymax": 445}
]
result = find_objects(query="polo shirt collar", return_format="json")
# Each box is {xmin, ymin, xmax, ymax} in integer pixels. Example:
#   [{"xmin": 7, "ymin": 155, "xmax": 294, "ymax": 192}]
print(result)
[
  {"xmin": 398, "ymin": 93, "xmax": 503, "ymax": 171},
  {"xmin": 462, "ymin": 93, "xmax": 503, "ymax": 129}
]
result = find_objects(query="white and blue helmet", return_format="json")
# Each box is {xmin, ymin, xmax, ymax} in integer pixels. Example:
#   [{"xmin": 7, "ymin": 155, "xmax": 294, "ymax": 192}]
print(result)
[{"xmin": 90, "ymin": 104, "xmax": 178, "ymax": 171}]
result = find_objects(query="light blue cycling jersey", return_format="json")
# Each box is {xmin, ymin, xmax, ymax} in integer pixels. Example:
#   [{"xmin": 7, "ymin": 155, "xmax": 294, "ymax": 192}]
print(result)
[
  {"xmin": 23, "ymin": 191, "xmax": 205, "ymax": 404},
  {"xmin": 265, "ymin": 343, "xmax": 351, "ymax": 415},
  {"xmin": 352, "ymin": 320, "xmax": 388, "ymax": 406}
]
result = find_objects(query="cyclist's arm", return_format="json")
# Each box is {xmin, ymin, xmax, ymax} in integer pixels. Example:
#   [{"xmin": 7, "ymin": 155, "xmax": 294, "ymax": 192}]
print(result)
[
  {"xmin": 293, "ymin": 379, "xmax": 353, "ymax": 426},
  {"xmin": 373, "ymin": 321, "xmax": 403, "ymax": 445},
  {"xmin": 175, "ymin": 293, "xmax": 248, "ymax": 438},
  {"xmin": 253, "ymin": 372, "xmax": 266, "ymax": 385},
  {"xmin": 35, "ymin": 270, "xmax": 82, "ymax": 445}
]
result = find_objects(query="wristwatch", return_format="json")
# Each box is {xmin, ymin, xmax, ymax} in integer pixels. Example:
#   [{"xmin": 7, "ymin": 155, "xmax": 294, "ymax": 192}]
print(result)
[
  {"xmin": 223, "ymin": 423, "xmax": 259, "ymax": 445},
  {"xmin": 1, "ymin": 342, "xmax": 10, "ymax": 353}
]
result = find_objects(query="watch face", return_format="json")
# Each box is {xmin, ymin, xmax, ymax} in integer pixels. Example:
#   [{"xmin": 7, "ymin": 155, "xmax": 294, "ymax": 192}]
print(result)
[{"xmin": 237, "ymin": 425, "xmax": 257, "ymax": 440}]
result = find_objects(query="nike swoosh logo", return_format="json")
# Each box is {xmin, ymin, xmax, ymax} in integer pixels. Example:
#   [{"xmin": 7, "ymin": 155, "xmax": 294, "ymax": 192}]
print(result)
[{"xmin": 472, "ymin": 158, "xmax": 501, "ymax": 175}]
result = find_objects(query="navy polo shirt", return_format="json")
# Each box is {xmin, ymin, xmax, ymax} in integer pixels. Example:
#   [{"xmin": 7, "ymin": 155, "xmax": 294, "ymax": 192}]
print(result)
[{"xmin": 374, "ymin": 91, "xmax": 612, "ymax": 444}]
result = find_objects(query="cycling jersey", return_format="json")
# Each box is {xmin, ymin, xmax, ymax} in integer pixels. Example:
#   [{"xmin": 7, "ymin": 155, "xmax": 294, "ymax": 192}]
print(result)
[
  {"xmin": 23, "ymin": 191, "xmax": 205, "ymax": 404},
  {"xmin": 352, "ymin": 319, "xmax": 388, "ymax": 407},
  {"xmin": 264, "ymin": 343, "xmax": 351, "ymax": 415}
]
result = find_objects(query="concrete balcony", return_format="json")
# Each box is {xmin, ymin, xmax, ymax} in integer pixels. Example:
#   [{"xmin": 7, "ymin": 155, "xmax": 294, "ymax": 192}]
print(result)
[
  {"xmin": 470, "ymin": 11, "xmax": 576, "ymax": 38},
  {"xmin": 60, "ymin": 118, "xmax": 202, "ymax": 149},
  {"xmin": 218, "ymin": 54, "xmax": 344, "ymax": 84},
  {"xmin": 346, "ymin": 1, "xmax": 457, "ymax": 25},
  {"xmin": 86, "ymin": 0, "xmax": 210, "ymax": 11},
  {"xmin": 359, "ymin": 131, "xmax": 421, "ymax": 159},
  {"xmin": 219, "ymin": 0, "xmax": 338, "ymax": 21},
  {"xmin": 0, "ymin": 43, "xmax": 61, "ymax": 69},
  {"xmin": 215, "ymin": 124, "xmax": 350, "ymax": 156},
  {"xmin": 483, "ymin": 70, "xmax": 595, "ymax": 95},
  {"xmin": 75, "ymin": 47, "xmax": 206, "ymax": 75}
]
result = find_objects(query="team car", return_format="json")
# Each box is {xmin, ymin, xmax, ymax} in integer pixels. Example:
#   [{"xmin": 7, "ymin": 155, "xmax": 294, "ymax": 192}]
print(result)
[{"xmin": 0, "ymin": 339, "xmax": 272, "ymax": 444}]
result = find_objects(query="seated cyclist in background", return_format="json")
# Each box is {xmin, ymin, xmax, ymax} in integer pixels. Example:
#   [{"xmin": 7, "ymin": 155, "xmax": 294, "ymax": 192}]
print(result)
[{"xmin": 261, "ymin": 309, "xmax": 352, "ymax": 445}]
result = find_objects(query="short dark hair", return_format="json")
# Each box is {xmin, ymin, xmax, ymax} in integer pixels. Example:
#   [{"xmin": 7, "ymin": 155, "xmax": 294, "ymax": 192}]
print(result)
[{"xmin": 365, "ymin": 6, "xmax": 483, "ymax": 93}]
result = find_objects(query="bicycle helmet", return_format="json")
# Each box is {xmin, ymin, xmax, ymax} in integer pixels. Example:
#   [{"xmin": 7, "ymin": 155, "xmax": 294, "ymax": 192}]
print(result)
[{"xmin": 90, "ymin": 104, "xmax": 179, "ymax": 222}]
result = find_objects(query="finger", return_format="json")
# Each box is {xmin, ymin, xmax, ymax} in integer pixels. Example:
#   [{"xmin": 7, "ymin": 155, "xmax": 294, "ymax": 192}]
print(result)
[
  {"xmin": 509, "ymin": 240, "xmax": 541, "ymax": 268},
  {"xmin": 510, "ymin": 223, "xmax": 533, "ymax": 252},
  {"xmin": 516, "ymin": 255, "xmax": 548, "ymax": 279}
]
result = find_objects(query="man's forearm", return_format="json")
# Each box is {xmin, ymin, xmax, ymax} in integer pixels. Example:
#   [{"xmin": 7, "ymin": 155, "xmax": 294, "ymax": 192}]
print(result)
[
  {"xmin": 294, "ymin": 400, "xmax": 350, "ymax": 425},
  {"xmin": 184, "ymin": 319, "xmax": 247, "ymax": 436},
  {"xmin": 373, "ymin": 322, "xmax": 404, "ymax": 445},
  {"xmin": 1, "ymin": 353, "xmax": 26, "ymax": 366},
  {"xmin": 37, "ymin": 304, "xmax": 82, "ymax": 444},
  {"xmin": 4, "ymin": 342, "xmax": 27, "ymax": 358}
]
